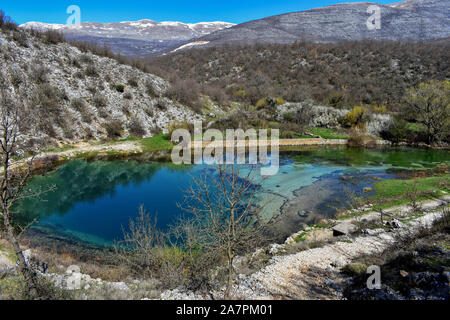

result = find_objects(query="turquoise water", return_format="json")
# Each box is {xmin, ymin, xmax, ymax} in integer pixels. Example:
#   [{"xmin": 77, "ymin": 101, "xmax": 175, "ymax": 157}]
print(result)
[{"xmin": 16, "ymin": 147, "xmax": 449, "ymax": 246}]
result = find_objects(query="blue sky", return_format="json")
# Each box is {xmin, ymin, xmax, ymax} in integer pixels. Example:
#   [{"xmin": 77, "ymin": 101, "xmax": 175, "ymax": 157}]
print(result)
[{"xmin": 2, "ymin": 0, "xmax": 395, "ymax": 25}]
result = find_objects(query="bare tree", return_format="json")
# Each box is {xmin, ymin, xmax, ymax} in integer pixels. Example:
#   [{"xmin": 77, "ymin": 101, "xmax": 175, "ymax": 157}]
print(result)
[
  {"xmin": 0, "ymin": 82, "xmax": 54, "ymax": 299},
  {"xmin": 182, "ymin": 164, "xmax": 272, "ymax": 299}
]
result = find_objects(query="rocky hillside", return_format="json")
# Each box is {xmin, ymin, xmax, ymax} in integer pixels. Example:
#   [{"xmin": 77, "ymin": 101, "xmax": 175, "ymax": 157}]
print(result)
[
  {"xmin": 196, "ymin": 0, "xmax": 449, "ymax": 47},
  {"xmin": 0, "ymin": 27, "xmax": 201, "ymax": 150},
  {"xmin": 20, "ymin": 20, "xmax": 234, "ymax": 56}
]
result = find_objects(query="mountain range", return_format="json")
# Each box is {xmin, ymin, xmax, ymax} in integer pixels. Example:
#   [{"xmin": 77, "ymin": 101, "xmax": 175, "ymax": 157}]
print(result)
[
  {"xmin": 20, "ymin": 0, "xmax": 450, "ymax": 56},
  {"xmin": 20, "ymin": 20, "xmax": 234, "ymax": 56},
  {"xmin": 197, "ymin": 0, "xmax": 449, "ymax": 47}
]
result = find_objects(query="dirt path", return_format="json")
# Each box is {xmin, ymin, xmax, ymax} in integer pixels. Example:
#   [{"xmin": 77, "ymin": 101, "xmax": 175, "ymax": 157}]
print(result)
[
  {"xmin": 232, "ymin": 197, "xmax": 449, "ymax": 300},
  {"xmin": 189, "ymin": 138, "xmax": 349, "ymax": 148}
]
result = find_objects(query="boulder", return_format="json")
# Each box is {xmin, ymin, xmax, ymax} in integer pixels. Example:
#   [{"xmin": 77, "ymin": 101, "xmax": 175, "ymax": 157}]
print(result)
[
  {"xmin": 384, "ymin": 219, "xmax": 405, "ymax": 229},
  {"xmin": 332, "ymin": 222, "xmax": 357, "ymax": 236}
]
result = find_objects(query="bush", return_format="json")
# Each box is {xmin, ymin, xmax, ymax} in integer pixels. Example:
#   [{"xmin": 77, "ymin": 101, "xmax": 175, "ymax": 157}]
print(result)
[
  {"xmin": 0, "ymin": 10, "xmax": 18, "ymax": 31},
  {"xmin": 381, "ymin": 117, "xmax": 408, "ymax": 144},
  {"xmin": 166, "ymin": 78, "xmax": 201, "ymax": 112},
  {"xmin": 29, "ymin": 64, "xmax": 50, "ymax": 84},
  {"xmin": 10, "ymin": 68, "xmax": 23, "ymax": 87},
  {"xmin": 70, "ymin": 58, "xmax": 82, "ymax": 69},
  {"xmin": 128, "ymin": 78, "xmax": 139, "ymax": 88},
  {"xmin": 341, "ymin": 106, "xmax": 368, "ymax": 128},
  {"xmin": 114, "ymin": 84, "xmax": 125, "ymax": 93},
  {"xmin": 256, "ymin": 98, "xmax": 268, "ymax": 109},
  {"xmin": 71, "ymin": 97, "xmax": 87, "ymax": 111},
  {"xmin": 166, "ymin": 120, "xmax": 194, "ymax": 137},
  {"xmin": 145, "ymin": 81, "xmax": 159, "ymax": 97},
  {"xmin": 128, "ymin": 117, "xmax": 146, "ymax": 137},
  {"xmin": 74, "ymin": 71, "xmax": 85, "ymax": 79},
  {"xmin": 276, "ymin": 97, "xmax": 286, "ymax": 105},
  {"xmin": 283, "ymin": 112, "xmax": 294, "ymax": 122},
  {"xmin": 11, "ymin": 31, "xmax": 28, "ymax": 47},
  {"xmin": 42, "ymin": 30, "xmax": 64, "ymax": 44},
  {"xmin": 92, "ymin": 94, "xmax": 108, "ymax": 108},
  {"xmin": 327, "ymin": 93, "xmax": 346, "ymax": 109},
  {"xmin": 35, "ymin": 83, "xmax": 62, "ymax": 114},
  {"xmin": 154, "ymin": 98, "xmax": 167, "ymax": 111},
  {"xmin": 84, "ymin": 65, "xmax": 99, "ymax": 78},
  {"xmin": 105, "ymin": 119, "xmax": 124, "ymax": 138},
  {"xmin": 79, "ymin": 54, "xmax": 94, "ymax": 64}
]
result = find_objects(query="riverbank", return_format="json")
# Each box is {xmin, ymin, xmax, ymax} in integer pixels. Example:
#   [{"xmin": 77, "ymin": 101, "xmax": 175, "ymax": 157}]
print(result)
[
  {"xmin": 13, "ymin": 136, "xmax": 393, "ymax": 171},
  {"xmin": 1, "ymin": 193, "xmax": 448, "ymax": 300}
]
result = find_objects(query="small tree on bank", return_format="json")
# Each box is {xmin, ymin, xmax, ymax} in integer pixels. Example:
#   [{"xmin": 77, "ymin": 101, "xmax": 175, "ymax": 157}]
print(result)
[{"xmin": 404, "ymin": 80, "xmax": 450, "ymax": 145}]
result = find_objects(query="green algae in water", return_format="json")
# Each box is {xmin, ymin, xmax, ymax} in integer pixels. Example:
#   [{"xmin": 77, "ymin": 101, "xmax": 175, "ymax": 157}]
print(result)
[{"xmin": 293, "ymin": 147, "xmax": 450, "ymax": 168}]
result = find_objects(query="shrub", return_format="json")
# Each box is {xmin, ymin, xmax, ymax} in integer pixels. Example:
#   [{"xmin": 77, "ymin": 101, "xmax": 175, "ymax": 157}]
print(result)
[
  {"xmin": 381, "ymin": 117, "xmax": 408, "ymax": 144},
  {"xmin": 166, "ymin": 78, "xmax": 201, "ymax": 112},
  {"xmin": 92, "ymin": 94, "xmax": 108, "ymax": 108},
  {"xmin": 42, "ymin": 30, "xmax": 64, "ymax": 44},
  {"xmin": 347, "ymin": 129, "xmax": 375, "ymax": 147},
  {"xmin": 11, "ymin": 31, "xmax": 28, "ymax": 47},
  {"xmin": 233, "ymin": 90, "xmax": 247, "ymax": 99},
  {"xmin": 327, "ymin": 93, "xmax": 346, "ymax": 109},
  {"xmin": 283, "ymin": 112, "xmax": 294, "ymax": 122},
  {"xmin": 35, "ymin": 83, "xmax": 62, "ymax": 114},
  {"xmin": 114, "ymin": 84, "xmax": 125, "ymax": 93},
  {"xmin": 71, "ymin": 98, "xmax": 87, "ymax": 111},
  {"xmin": 10, "ymin": 69, "xmax": 23, "ymax": 87},
  {"xmin": 154, "ymin": 99, "xmax": 167, "ymax": 111},
  {"xmin": 84, "ymin": 65, "xmax": 99, "ymax": 78},
  {"xmin": 74, "ymin": 70, "xmax": 85, "ymax": 79},
  {"xmin": 341, "ymin": 106, "xmax": 368, "ymax": 128},
  {"xmin": 276, "ymin": 97, "xmax": 286, "ymax": 105},
  {"xmin": 256, "ymin": 98, "xmax": 268, "ymax": 109},
  {"xmin": 128, "ymin": 78, "xmax": 139, "ymax": 88},
  {"xmin": 29, "ymin": 64, "xmax": 50, "ymax": 84},
  {"xmin": 105, "ymin": 119, "xmax": 124, "ymax": 138},
  {"xmin": 128, "ymin": 117, "xmax": 146, "ymax": 137},
  {"xmin": 79, "ymin": 54, "xmax": 94, "ymax": 64},
  {"xmin": 145, "ymin": 81, "xmax": 159, "ymax": 97},
  {"xmin": 166, "ymin": 120, "xmax": 194, "ymax": 137},
  {"xmin": 70, "ymin": 58, "xmax": 82, "ymax": 69},
  {"xmin": 372, "ymin": 105, "xmax": 388, "ymax": 114},
  {"xmin": 0, "ymin": 10, "xmax": 18, "ymax": 31}
]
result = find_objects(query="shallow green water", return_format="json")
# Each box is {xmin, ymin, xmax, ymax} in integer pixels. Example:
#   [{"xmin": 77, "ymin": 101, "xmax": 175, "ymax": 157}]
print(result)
[{"xmin": 16, "ymin": 147, "xmax": 449, "ymax": 246}]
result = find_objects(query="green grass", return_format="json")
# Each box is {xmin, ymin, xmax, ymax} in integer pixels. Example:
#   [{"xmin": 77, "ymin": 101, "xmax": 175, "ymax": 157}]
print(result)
[
  {"xmin": 372, "ymin": 174, "xmax": 450, "ymax": 209},
  {"xmin": 42, "ymin": 144, "xmax": 77, "ymax": 153},
  {"xmin": 406, "ymin": 122, "xmax": 426, "ymax": 133},
  {"xmin": 309, "ymin": 127, "xmax": 349, "ymax": 140},
  {"xmin": 294, "ymin": 231, "xmax": 308, "ymax": 243},
  {"xmin": 140, "ymin": 134, "xmax": 173, "ymax": 152},
  {"xmin": 72, "ymin": 151, "xmax": 100, "ymax": 159}
]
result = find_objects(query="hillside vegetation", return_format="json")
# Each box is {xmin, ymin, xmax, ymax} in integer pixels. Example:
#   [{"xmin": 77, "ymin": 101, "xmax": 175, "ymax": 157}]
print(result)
[
  {"xmin": 146, "ymin": 41, "xmax": 449, "ymax": 109},
  {"xmin": 142, "ymin": 41, "xmax": 449, "ymax": 144}
]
